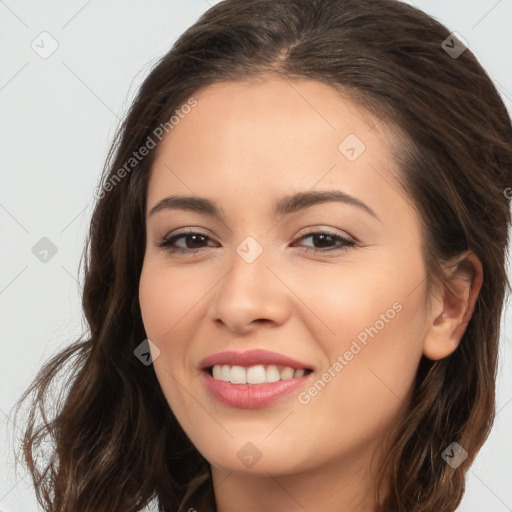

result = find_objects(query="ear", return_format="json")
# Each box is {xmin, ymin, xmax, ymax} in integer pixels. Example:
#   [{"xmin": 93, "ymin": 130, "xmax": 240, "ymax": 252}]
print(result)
[{"xmin": 423, "ymin": 252, "xmax": 483, "ymax": 361}]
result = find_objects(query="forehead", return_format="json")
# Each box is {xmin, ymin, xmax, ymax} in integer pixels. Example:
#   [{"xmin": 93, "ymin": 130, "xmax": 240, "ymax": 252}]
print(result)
[{"xmin": 147, "ymin": 76, "xmax": 409, "ymax": 220}]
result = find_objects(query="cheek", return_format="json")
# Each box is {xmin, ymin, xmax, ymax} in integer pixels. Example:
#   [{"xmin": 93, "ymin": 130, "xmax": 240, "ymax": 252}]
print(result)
[
  {"xmin": 285, "ymin": 273, "xmax": 426, "ymax": 464},
  {"xmin": 138, "ymin": 260, "xmax": 219, "ymax": 411},
  {"xmin": 139, "ymin": 262, "xmax": 208, "ymax": 343},
  {"xmin": 289, "ymin": 254, "xmax": 427, "ymax": 352},
  {"xmin": 138, "ymin": 262, "xmax": 204, "ymax": 413},
  {"xmin": 292, "ymin": 254, "xmax": 428, "ymax": 408}
]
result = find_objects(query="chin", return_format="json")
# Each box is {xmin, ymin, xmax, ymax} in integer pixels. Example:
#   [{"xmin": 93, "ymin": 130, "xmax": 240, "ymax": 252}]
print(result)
[{"xmin": 193, "ymin": 435, "xmax": 317, "ymax": 477}]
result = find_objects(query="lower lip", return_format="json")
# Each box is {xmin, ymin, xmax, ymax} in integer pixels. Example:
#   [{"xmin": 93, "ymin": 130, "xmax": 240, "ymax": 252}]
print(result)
[{"xmin": 203, "ymin": 371, "xmax": 311, "ymax": 409}]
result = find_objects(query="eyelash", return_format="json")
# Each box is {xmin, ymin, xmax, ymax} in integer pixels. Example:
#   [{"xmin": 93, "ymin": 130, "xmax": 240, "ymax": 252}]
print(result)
[{"xmin": 154, "ymin": 229, "xmax": 356, "ymax": 255}]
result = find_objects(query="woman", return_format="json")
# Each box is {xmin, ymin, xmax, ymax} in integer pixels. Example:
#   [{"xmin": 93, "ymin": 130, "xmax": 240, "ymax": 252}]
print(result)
[{"xmin": 15, "ymin": 0, "xmax": 512, "ymax": 510}]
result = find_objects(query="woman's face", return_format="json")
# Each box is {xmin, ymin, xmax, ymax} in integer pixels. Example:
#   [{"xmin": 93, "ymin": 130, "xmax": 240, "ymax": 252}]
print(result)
[{"xmin": 139, "ymin": 76, "xmax": 436, "ymax": 477}]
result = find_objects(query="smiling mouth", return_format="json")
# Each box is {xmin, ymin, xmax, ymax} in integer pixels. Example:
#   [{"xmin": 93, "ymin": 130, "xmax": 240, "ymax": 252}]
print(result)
[{"xmin": 207, "ymin": 364, "xmax": 314, "ymax": 384}]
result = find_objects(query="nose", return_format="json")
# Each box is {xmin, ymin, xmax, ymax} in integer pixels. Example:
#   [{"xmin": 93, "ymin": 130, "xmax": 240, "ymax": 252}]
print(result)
[{"xmin": 207, "ymin": 244, "xmax": 291, "ymax": 335}]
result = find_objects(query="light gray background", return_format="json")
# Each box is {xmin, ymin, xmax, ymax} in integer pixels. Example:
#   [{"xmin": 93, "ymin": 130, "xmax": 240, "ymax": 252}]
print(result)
[{"xmin": 1, "ymin": 1, "xmax": 511, "ymax": 511}]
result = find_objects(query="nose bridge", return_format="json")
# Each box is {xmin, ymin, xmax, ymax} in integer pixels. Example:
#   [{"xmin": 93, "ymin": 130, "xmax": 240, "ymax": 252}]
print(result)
[
  {"xmin": 208, "ymin": 234, "xmax": 290, "ymax": 331},
  {"xmin": 220, "ymin": 234, "xmax": 275, "ymax": 303}
]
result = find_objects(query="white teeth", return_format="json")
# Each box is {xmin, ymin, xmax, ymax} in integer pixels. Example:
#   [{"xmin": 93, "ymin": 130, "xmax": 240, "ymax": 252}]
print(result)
[
  {"xmin": 280, "ymin": 367, "xmax": 295, "ymax": 380},
  {"xmin": 266, "ymin": 365, "xmax": 280, "ymax": 382},
  {"xmin": 247, "ymin": 365, "xmax": 266, "ymax": 384},
  {"xmin": 212, "ymin": 365, "xmax": 222, "ymax": 379},
  {"xmin": 211, "ymin": 364, "xmax": 309, "ymax": 384},
  {"xmin": 221, "ymin": 364, "xmax": 231, "ymax": 381},
  {"xmin": 230, "ymin": 365, "xmax": 247, "ymax": 384}
]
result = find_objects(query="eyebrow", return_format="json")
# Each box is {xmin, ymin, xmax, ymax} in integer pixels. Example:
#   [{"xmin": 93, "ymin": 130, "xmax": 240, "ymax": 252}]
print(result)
[{"xmin": 148, "ymin": 190, "xmax": 378, "ymax": 220}]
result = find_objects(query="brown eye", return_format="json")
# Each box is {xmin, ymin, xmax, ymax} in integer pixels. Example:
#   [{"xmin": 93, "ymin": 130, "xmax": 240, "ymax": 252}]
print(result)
[
  {"xmin": 294, "ymin": 231, "xmax": 355, "ymax": 254},
  {"xmin": 155, "ymin": 230, "xmax": 217, "ymax": 254}
]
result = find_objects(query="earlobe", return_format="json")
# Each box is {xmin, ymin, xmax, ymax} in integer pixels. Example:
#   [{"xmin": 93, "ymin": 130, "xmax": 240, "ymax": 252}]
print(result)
[{"xmin": 423, "ymin": 252, "xmax": 483, "ymax": 361}]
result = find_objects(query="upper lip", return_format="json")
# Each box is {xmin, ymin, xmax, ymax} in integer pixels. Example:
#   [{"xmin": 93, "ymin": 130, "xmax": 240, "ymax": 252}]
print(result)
[{"xmin": 199, "ymin": 349, "xmax": 311, "ymax": 370}]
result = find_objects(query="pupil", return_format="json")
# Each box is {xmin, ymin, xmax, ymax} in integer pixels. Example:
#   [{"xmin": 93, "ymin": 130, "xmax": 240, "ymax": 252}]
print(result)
[
  {"xmin": 316, "ymin": 234, "xmax": 333, "ymax": 247},
  {"xmin": 189, "ymin": 234, "xmax": 205, "ymax": 247}
]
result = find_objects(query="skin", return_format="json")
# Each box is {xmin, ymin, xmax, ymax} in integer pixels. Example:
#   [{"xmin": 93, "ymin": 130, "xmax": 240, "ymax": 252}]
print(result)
[{"xmin": 138, "ymin": 75, "xmax": 482, "ymax": 512}]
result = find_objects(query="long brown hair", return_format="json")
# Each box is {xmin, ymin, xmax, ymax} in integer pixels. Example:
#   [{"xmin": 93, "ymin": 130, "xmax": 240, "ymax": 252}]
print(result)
[{"xmin": 13, "ymin": 0, "xmax": 512, "ymax": 510}]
